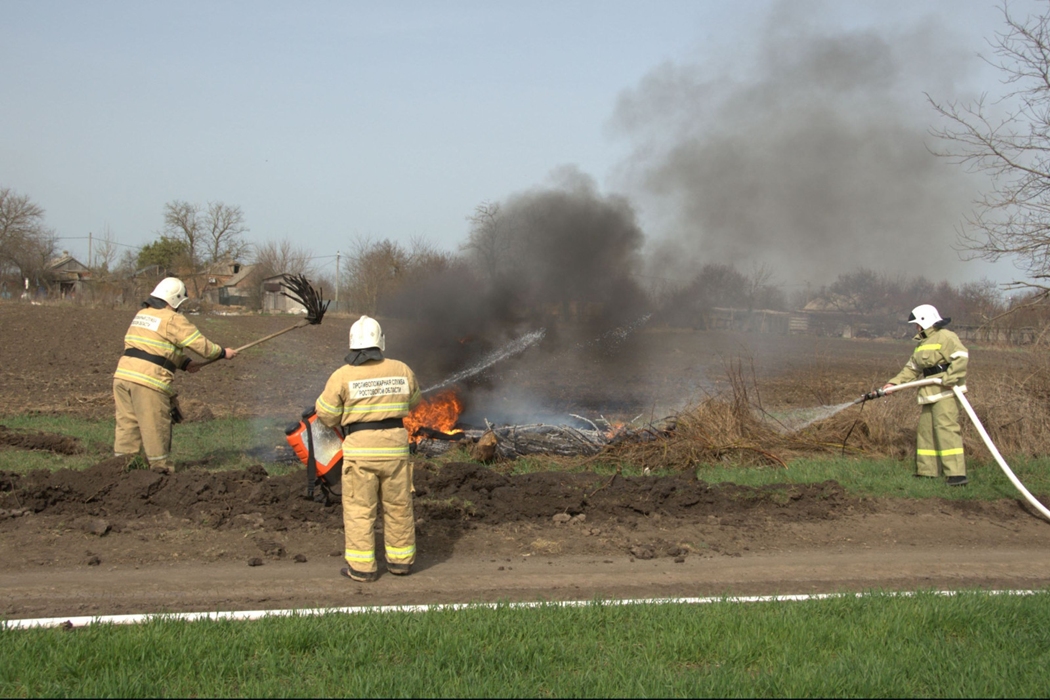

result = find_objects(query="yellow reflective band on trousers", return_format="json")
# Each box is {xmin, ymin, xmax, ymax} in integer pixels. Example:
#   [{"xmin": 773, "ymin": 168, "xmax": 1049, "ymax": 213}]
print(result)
[
  {"xmin": 345, "ymin": 548, "xmax": 375, "ymax": 564},
  {"xmin": 344, "ymin": 446, "xmax": 411, "ymax": 458},
  {"xmin": 385, "ymin": 544, "xmax": 416, "ymax": 560},
  {"xmin": 915, "ymin": 399, "xmax": 965, "ymax": 478},
  {"xmin": 343, "ymin": 457, "xmax": 416, "ymax": 574}
]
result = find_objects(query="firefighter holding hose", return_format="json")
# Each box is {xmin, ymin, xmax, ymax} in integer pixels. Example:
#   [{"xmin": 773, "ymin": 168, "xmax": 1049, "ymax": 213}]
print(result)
[
  {"xmin": 112, "ymin": 277, "xmax": 237, "ymax": 474},
  {"xmin": 315, "ymin": 315, "xmax": 421, "ymax": 582},
  {"xmin": 882, "ymin": 304, "xmax": 970, "ymax": 486}
]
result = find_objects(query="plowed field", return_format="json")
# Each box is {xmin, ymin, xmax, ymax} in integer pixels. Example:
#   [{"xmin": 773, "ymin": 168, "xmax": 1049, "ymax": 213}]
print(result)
[{"xmin": 2, "ymin": 302, "xmax": 1049, "ymax": 620}]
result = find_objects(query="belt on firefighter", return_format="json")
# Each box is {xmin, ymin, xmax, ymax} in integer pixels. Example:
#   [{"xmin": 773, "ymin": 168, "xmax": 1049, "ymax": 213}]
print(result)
[
  {"xmin": 922, "ymin": 363, "xmax": 950, "ymax": 377},
  {"xmin": 343, "ymin": 418, "xmax": 405, "ymax": 434},
  {"xmin": 123, "ymin": 348, "xmax": 178, "ymax": 373}
]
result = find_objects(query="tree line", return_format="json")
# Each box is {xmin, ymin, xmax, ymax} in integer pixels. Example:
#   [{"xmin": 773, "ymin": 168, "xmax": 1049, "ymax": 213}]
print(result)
[{"xmin": 2, "ymin": 181, "xmax": 1048, "ymax": 338}]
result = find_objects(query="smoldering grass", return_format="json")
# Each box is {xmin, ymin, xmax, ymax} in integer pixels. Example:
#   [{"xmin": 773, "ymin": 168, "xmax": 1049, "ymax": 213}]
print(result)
[{"xmin": 3, "ymin": 591, "xmax": 1050, "ymax": 696}]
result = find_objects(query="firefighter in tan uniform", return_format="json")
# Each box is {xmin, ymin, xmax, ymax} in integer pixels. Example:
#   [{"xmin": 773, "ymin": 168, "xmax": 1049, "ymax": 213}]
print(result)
[
  {"xmin": 315, "ymin": 315, "xmax": 421, "ymax": 582},
  {"xmin": 882, "ymin": 304, "xmax": 970, "ymax": 486},
  {"xmin": 113, "ymin": 277, "xmax": 237, "ymax": 474}
]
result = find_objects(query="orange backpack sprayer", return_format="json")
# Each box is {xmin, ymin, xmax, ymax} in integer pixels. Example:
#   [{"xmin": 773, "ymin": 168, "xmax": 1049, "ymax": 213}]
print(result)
[{"xmin": 285, "ymin": 407, "xmax": 344, "ymax": 502}]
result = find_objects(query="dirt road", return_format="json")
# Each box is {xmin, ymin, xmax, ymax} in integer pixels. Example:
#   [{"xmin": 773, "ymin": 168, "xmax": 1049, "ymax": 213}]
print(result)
[{"xmin": 2, "ymin": 459, "xmax": 1048, "ymax": 619}]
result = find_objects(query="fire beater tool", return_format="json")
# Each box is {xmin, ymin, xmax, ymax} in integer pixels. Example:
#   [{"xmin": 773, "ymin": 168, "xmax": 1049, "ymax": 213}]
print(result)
[
  {"xmin": 855, "ymin": 377, "xmax": 1050, "ymax": 522},
  {"xmin": 199, "ymin": 273, "xmax": 330, "ymax": 368}
]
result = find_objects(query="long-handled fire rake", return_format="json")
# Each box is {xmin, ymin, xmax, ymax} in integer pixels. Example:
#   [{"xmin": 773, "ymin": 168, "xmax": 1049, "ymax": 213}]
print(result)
[
  {"xmin": 199, "ymin": 274, "xmax": 330, "ymax": 367},
  {"xmin": 857, "ymin": 377, "xmax": 1050, "ymax": 522}
]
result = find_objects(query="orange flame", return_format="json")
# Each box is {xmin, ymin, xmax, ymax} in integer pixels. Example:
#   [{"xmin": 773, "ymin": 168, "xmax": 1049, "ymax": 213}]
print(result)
[{"xmin": 405, "ymin": 389, "xmax": 464, "ymax": 442}]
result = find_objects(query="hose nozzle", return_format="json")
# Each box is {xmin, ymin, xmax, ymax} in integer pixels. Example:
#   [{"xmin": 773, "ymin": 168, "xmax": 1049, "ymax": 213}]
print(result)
[{"xmin": 853, "ymin": 388, "xmax": 886, "ymax": 405}]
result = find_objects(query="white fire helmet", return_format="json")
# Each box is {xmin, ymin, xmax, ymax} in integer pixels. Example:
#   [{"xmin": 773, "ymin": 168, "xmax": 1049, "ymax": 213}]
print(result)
[
  {"xmin": 908, "ymin": 304, "xmax": 943, "ymax": 330},
  {"xmin": 151, "ymin": 277, "xmax": 189, "ymax": 309},
  {"xmin": 349, "ymin": 315, "xmax": 385, "ymax": 351}
]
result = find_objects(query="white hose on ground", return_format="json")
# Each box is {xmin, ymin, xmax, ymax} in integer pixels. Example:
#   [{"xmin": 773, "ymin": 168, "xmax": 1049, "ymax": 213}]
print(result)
[
  {"xmin": 951, "ymin": 385, "xmax": 1050, "ymax": 523},
  {"xmin": 873, "ymin": 378, "xmax": 1050, "ymax": 522}
]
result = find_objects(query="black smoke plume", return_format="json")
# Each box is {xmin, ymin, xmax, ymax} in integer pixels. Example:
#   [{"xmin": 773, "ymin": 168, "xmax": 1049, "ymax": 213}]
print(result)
[{"xmin": 384, "ymin": 168, "xmax": 650, "ymax": 386}]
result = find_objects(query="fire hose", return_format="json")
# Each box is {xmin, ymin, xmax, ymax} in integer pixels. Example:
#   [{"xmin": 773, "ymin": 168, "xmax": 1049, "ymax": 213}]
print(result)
[{"xmin": 857, "ymin": 377, "xmax": 1050, "ymax": 522}]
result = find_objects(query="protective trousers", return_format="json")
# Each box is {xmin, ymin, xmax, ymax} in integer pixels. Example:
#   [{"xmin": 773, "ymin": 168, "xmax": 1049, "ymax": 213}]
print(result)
[
  {"xmin": 916, "ymin": 397, "xmax": 965, "ymax": 477},
  {"xmin": 113, "ymin": 378, "xmax": 174, "ymax": 470},
  {"xmin": 342, "ymin": 457, "xmax": 416, "ymax": 573}
]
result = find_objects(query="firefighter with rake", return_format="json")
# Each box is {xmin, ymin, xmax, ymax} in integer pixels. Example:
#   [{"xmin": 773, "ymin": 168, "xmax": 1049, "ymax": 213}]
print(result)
[
  {"xmin": 112, "ymin": 277, "xmax": 237, "ymax": 474},
  {"xmin": 315, "ymin": 315, "xmax": 422, "ymax": 582}
]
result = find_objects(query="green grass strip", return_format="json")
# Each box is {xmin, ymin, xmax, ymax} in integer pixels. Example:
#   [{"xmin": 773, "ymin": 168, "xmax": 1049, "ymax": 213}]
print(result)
[
  {"xmin": 4, "ymin": 413, "xmax": 1050, "ymax": 503},
  {"xmin": 2, "ymin": 590, "xmax": 1050, "ymax": 697},
  {"xmin": 0, "ymin": 414, "xmax": 295, "ymax": 475}
]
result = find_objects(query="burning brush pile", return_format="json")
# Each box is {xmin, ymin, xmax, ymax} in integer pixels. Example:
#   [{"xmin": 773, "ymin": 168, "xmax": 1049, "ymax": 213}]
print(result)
[
  {"xmin": 402, "ymin": 359, "xmax": 931, "ymax": 470},
  {"xmin": 406, "ymin": 389, "xmax": 665, "ymax": 461}
]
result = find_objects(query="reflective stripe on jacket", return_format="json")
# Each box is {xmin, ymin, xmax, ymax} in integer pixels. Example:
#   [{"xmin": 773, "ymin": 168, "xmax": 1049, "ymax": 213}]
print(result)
[
  {"xmin": 887, "ymin": 326, "xmax": 969, "ymax": 404},
  {"xmin": 113, "ymin": 307, "xmax": 224, "ymax": 395},
  {"xmin": 315, "ymin": 358, "xmax": 422, "ymax": 460}
]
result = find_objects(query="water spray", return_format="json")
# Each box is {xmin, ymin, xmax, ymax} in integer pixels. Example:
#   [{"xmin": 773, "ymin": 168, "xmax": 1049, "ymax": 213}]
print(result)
[
  {"xmin": 422, "ymin": 329, "xmax": 546, "ymax": 395},
  {"xmin": 574, "ymin": 313, "xmax": 653, "ymax": 350},
  {"xmin": 857, "ymin": 377, "xmax": 1050, "ymax": 522}
]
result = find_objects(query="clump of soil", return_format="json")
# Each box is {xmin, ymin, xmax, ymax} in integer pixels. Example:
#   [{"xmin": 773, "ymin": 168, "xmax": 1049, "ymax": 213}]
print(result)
[
  {"xmin": 413, "ymin": 462, "xmax": 857, "ymax": 524},
  {"xmin": 0, "ymin": 458, "xmax": 863, "ymax": 534},
  {"xmin": 0, "ymin": 425, "xmax": 84, "ymax": 455}
]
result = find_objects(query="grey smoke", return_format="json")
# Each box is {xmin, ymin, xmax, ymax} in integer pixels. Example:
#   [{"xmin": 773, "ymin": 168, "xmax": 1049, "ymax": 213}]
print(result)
[{"xmin": 610, "ymin": 4, "xmax": 982, "ymax": 287}]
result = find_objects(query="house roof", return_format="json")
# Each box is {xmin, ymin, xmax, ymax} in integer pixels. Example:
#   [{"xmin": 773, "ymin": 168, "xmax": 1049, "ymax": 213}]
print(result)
[
  {"xmin": 48, "ymin": 254, "xmax": 88, "ymax": 272},
  {"xmin": 222, "ymin": 264, "xmax": 256, "ymax": 288}
]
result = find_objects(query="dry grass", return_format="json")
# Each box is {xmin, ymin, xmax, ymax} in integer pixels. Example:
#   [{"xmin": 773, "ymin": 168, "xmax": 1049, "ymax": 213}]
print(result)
[{"xmin": 593, "ymin": 348, "xmax": 1050, "ymax": 471}]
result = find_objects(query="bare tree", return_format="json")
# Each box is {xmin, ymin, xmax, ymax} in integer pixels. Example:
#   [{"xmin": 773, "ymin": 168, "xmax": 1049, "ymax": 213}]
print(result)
[
  {"xmin": 243, "ymin": 238, "xmax": 316, "ymax": 309},
  {"xmin": 0, "ymin": 188, "xmax": 54, "ymax": 283},
  {"xmin": 91, "ymin": 226, "xmax": 120, "ymax": 276},
  {"xmin": 162, "ymin": 201, "xmax": 203, "ymax": 274},
  {"xmin": 461, "ymin": 201, "xmax": 510, "ymax": 281},
  {"xmin": 744, "ymin": 262, "xmax": 784, "ymax": 311},
  {"xmin": 162, "ymin": 199, "xmax": 250, "ymax": 295},
  {"xmin": 928, "ymin": 2, "xmax": 1050, "ymax": 293},
  {"xmin": 343, "ymin": 237, "xmax": 410, "ymax": 315},
  {"xmin": 205, "ymin": 202, "xmax": 250, "ymax": 264},
  {"xmin": 406, "ymin": 235, "xmax": 456, "ymax": 277},
  {"xmin": 252, "ymin": 239, "xmax": 315, "ymax": 279},
  {"xmin": 341, "ymin": 236, "xmax": 457, "ymax": 315}
]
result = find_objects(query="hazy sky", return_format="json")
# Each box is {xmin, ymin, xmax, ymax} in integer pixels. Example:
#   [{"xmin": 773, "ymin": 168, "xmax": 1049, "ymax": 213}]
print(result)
[{"xmin": 1, "ymin": 0, "xmax": 1041, "ymax": 286}]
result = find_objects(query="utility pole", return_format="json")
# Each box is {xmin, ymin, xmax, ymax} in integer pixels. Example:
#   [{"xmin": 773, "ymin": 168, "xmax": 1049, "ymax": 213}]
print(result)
[
  {"xmin": 335, "ymin": 250, "xmax": 340, "ymax": 311},
  {"xmin": 88, "ymin": 231, "xmax": 92, "ymax": 268}
]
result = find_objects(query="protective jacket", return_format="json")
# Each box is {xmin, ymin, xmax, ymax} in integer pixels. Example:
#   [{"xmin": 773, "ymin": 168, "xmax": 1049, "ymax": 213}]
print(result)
[
  {"xmin": 887, "ymin": 326, "xmax": 968, "ymax": 404},
  {"xmin": 315, "ymin": 357, "xmax": 421, "ymax": 459},
  {"xmin": 316, "ymin": 355, "xmax": 422, "ymax": 575},
  {"xmin": 113, "ymin": 304, "xmax": 224, "ymax": 396}
]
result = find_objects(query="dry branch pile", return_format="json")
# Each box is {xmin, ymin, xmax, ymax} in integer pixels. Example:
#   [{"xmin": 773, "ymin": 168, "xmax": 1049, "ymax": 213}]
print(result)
[
  {"xmin": 415, "ymin": 422, "xmax": 663, "ymax": 460},
  {"xmin": 419, "ymin": 349, "xmax": 1050, "ymax": 470}
]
